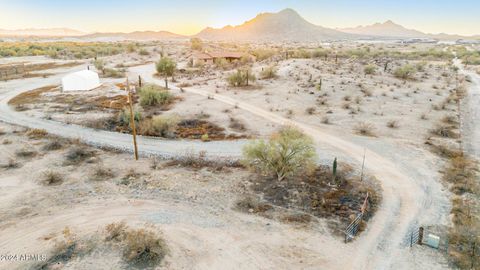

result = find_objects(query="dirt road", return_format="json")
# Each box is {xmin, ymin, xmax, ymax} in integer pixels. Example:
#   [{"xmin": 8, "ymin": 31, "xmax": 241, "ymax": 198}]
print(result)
[
  {"xmin": 130, "ymin": 64, "xmax": 449, "ymax": 269},
  {"xmin": 0, "ymin": 62, "xmax": 451, "ymax": 269}
]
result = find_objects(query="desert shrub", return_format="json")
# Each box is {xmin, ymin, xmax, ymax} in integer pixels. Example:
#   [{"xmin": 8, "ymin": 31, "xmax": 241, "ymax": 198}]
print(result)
[
  {"xmin": 190, "ymin": 38, "xmax": 203, "ymax": 50},
  {"xmin": 92, "ymin": 165, "xmax": 115, "ymax": 180},
  {"xmin": 311, "ymin": 48, "xmax": 330, "ymax": 58},
  {"xmin": 138, "ymin": 84, "xmax": 173, "ymax": 107},
  {"xmin": 214, "ymin": 58, "xmax": 230, "ymax": 70},
  {"xmin": 292, "ymin": 49, "xmax": 312, "ymax": 59},
  {"xmin": 200, "ymin": 133, "xmax": 210, "ymax": 142},
  {"xmin": 139, "ymin": 49, "xmax": 149, "ymax": 56},
  {"xmin": 155, "ymin": 57, "xmax": 176, "ymax": 89},
  {"xmin": 40, "ymin": 170, "xmax": 63, "ymax": 185},
  {"xmin": 354, "ymin": 122, "xmax": 376, "ymax": 136},
  {"xmin": 251, "ymin": 49, "xmax": 276, "ymax": 61},
  {"xmin": 103, "ymin": 68, "xmax": 125, "ymax": 78},
  {"xmin": 394, "ymin": 64, "xmax": 416, "ymax": 80},
  {"xmin": 260, "ymin": 66, "xmax": 278, "ymax": 79},
  {"xmin": 123, "ymin": 228, "xmax": 168, "ymax": 267},
  {"xmin": 386, "ymin": 120, "xmax": 399, "ymax": 129},
  {"xmin": 242, "ymin": 126, "xmax": 317, "ymax": 181},
  {"xmin": 229, "ymin": 117, "xmax": 246, "ymax": 131},
  {"xmin": 26, "ymin": 128, "xmax": 48, "ymax": 139},
  {"xmin": 118, "ymin": 107, "xmax": 142, "ymax": 127},
  {"xmin": 15, "ymin": 148, "xmax": 37, "ymax": 158},
  {"xmin": 306, "ymin": 107, "xmax": 316, "ymax": 115},
  {"xmin": 151, "ymin": 114, "xmax": 179, "ymax": 138},
  {"xmin": 42, "ymin": 140, "xmax": 64, "ymax": 151},
  {"xmin": 416, "ymin": 61, "xmax": 427, "ymax": 71},
  {"xmin": 65, "ymin": 146, "xmax": 95, "ymax": 164},
  {"xmin": 431, "ymin": 125, "xmax": 459, "ymax": 139},
  {"xmin": 227, "ymin": 69, "xmax": 256, "ymax": 87},
  {"xmin": 105, "ymin": 222, "xmax": 128, "ymax": 242},
  {"xmin": 93, "ymin": 59, "xmax": 104, "ymax": 71},
  {"xmin": 235, "ymin": 195, "xmax": 273, "ymax": 213},
  {"xmin": 281, "ymin": 213, "xmax": 312, "ymax": 223},
  {"xmin": 364, "ymin": 64, "xmax": 376, "ymax": 75}
]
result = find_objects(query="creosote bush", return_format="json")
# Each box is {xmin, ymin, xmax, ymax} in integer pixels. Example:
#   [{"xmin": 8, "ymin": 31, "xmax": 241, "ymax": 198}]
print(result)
[
  {"xmin": 364, "ymin": 64, "xmax": 377, "ymax": 75},
  {"xmin": 393, "ymin": 64, "xmax": 417, "ymax": 80},
  {"xmin": 260, "ymin": 66, "xmax": 278, "ymax": 79},
  {"xmin": 138, "ymin": 84, "xmax": 173, "ymax": 107},
  {"xmin": 242, "ymin": 126, "xmax": 317, "ymax": 181},
  {"xmin": 41, "ymin": 170, "xmax": 63, "ymax": 185},
  {"xmin": 104, "ymin": 223, "xmax": 168, "ymax": 268},
  {"xmin": 227, "ymin": 69, "xmax": 256, "ymax": 87},
  {"xmin": 354, "ymin": 122, "xmax": 376, "ymax": 137}
]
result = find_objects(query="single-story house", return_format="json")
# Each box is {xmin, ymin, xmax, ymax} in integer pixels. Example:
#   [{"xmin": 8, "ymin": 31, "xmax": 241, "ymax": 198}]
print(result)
[{"xmin": 62, "ymin": 70, "xmax": 101, "ymax": 91}]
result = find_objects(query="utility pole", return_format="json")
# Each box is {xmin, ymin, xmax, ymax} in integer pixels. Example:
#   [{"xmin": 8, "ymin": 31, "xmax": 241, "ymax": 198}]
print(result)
[{"xmin": 126, "ymin": 77, "xmax": 139, "ymax": 160}]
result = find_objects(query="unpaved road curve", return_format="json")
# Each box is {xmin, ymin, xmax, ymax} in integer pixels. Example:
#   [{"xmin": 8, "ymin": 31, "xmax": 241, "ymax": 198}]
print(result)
[
  {"xmin": 131, "ymin": 64, "xmax": 424, "ymax": 270},
  {"xmin": 0, "ymin": 67, "xmax": 248, "ymax": 159},
  {"xmin": 0, "ymin": 63, "xmax": 436, "ymax": 269}
]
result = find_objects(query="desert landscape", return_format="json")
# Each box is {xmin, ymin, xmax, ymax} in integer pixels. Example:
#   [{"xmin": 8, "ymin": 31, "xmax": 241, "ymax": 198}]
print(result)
[{"xmin": 0, "ymin": 3, "xmax": 479, "ymax": 270}]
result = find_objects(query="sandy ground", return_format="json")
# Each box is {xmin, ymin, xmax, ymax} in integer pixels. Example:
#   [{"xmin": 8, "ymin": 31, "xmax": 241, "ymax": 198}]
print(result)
[
  {"xmin": 455, "ymin": 58, "xmax": 480, "ymax": 159},
  {"xmin": 0, "ymin": 44, "xmax": 461, "ymax": 270}
]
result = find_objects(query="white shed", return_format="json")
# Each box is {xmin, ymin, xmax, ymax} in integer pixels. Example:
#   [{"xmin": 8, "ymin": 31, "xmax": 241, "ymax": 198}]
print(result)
[{"xmin": 62, "ymin": 70, "xmax": 101, "ymax": 91}]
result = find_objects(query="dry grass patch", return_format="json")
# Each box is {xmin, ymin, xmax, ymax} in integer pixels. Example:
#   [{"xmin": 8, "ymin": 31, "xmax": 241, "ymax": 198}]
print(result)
[
  {"xmin": 386, "ymin": 120, "xmax": 399, "ymax": 129},
  {"xmin": 64, "ymin": 146, "xmax": 96, "ymax": 165},
  {"xmin": 104, "ymin": 223, "xmax": 168, "ymax": 268},
  {"xmin": 40, "ymin": 170, "xmax": 64, "ymax": 185},
  {"xmin": 15, "ymin": 147, "xmax": 37, "ymax": 158},
  {"xmin": 354, "ymin": 122, "xmax": 376, "ymax": 137},
  {"xmin": 92, "ymin": 165, "xmax": 115, "ymax": 180},
  {"xmin": 8, "ymin": 85, "xmax": 58, "ymax": 108},
  {"xmin": 26, "ymin": 128, "xmax": 48, "ymax": 139},
  {"xmin": 235, "ymin": 195, "xmax": 273, "ymax": 214}
]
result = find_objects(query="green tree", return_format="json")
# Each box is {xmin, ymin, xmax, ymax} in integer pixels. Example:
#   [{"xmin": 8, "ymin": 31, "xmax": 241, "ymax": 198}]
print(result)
[
  {"xmin": 190, "ymin": 38, "xmax": 203, "ymax": 50},
  {"xmin": 242, "ymin": 126, "xmax": 317, "ymax": 181},
  {"xmin": 156, "ymin": 57, "xmax": 176, "ymax": 89}
]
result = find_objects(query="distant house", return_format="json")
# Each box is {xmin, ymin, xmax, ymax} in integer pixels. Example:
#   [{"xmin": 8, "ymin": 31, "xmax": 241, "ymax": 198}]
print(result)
[{"xmin": 189, "ymin": 51, "xmax": 255, "ymax": 66}]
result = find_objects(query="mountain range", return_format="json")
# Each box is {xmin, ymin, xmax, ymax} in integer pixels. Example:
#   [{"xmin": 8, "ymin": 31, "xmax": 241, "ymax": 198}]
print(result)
[
  {"xmin": 0, "ymin": 28, "xmax": 85, "ymax": 37},
  {"xmin": 1, "ymin": 9, "xmax": 478, "ymax": 41}
]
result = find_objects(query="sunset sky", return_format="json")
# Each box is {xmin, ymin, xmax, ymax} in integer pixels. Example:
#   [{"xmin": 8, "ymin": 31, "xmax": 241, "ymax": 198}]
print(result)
[{"xmin": 1, "ymin": 0, "xmax": 479, "ymax": 36}]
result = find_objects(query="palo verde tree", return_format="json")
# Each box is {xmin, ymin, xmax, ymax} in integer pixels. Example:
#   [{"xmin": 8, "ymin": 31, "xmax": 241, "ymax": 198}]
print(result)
[
  {"xmin": 242, "ymin": 126, "xmax": 317, "ymax": 181},
  {"xmin": 156, "ymin": 57, "xmax": 176, "ymax": 89}
]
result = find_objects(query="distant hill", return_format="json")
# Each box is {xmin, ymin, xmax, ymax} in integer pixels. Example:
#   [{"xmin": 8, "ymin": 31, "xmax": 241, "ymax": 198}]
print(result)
[
  {"xmin": 81, "ymin": 30, "xmax": 186, "ymax": 41},
  {"xmin": 339, "ymin": 20, "xmax": 427, "ymax": 38},
  {"xmin": 0, "ymin": 28, "xmax": 85, "ymax": 37},
  {"xmin": 339, "ymin": 20, "xmax": 480, "ymax": 40},
  {"xmin": 195, "ymin": 8, "xmax": 356, "ymax": 42}
]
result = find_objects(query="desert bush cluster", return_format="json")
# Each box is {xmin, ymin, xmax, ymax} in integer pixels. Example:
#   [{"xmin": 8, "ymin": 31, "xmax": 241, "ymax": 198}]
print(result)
[{"xmin": 0, "ymin": 41, "xmax": 141, "ymax": 59}]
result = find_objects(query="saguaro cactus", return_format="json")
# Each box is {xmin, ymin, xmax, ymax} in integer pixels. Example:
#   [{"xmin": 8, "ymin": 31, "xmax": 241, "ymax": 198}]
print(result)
[{"xmin": 332, "ymin": 157, "xmax": 337, "ymax": 183}]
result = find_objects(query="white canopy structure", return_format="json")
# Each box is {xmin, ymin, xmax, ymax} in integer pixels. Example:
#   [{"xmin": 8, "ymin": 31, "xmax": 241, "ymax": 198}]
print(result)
[{"xmin": 62, "ymin": 70, "xmax": 101, "ymax": 91}]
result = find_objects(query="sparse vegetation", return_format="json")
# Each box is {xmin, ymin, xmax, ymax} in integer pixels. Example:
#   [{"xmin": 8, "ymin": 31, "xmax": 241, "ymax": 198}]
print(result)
[
  {"xmin": 40, "ymin": 170, "xmax": 64, "ymax": 185},
  {"xmin": 354, "ymin": 122, "xmax": 376, "ymax": 137},
  {"xmin": 156, "ymin": 57, "xmax": 176, "ymax": 89},
  {"xmin": 260, "ymin": 65, "xmax": 278, "ymax": 79},
  {"xmin": 242, "ymin": 126, "xmax": 316, "ymax": 181},
  {"xmin": 394, "ymin": 64, "xmax": 416, "ymax": 80},
  {"xmin": 26, "ymin": 128, "xmax": 48, "ymax": 139},
  {"xmin": 138, "ymin": 84, "xmax": 173, "ymax": 107},
  {"xmin": 64, "ymin": 146, "xmax": 96, "ymax": 164},
  {"xmin": 227, "ymin": 69, "xmax": 256, "ymax": 87},
  {"xmin": 364, "ymin": 64, "xmax": 376, "ymax": 75}
]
